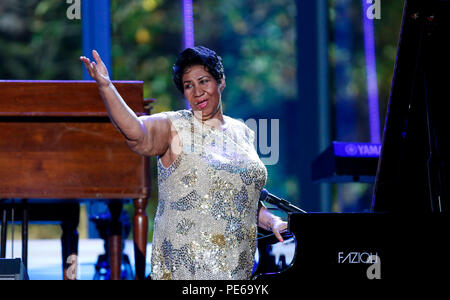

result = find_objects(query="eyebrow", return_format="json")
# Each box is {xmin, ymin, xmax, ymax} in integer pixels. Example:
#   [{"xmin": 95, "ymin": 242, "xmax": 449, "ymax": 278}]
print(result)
[{"xmin": 183, "ymin": 75, "xmax": 211, "ymax": 84}]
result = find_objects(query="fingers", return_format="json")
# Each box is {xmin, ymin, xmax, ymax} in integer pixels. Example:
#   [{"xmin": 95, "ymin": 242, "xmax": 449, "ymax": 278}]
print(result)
[
  {"xmin": 80, "ymin": 56, "xmax": 90, "ymax": 69},
  {"xmin": 280, "ymin": 222, "xmax": 288, "ymax": 232},
  {"xmin": 274, "ymin": 230, "xmax": 284, "ymax": 243},
  {"xmin": 80, "ymin": 56, "xmax": 98, "ymax": 78},
  {"xmin": 80, "ymin": 56, "xmax": 93, "ymax": 73},
  {"xmin": 272, "ymin": 221, "xmax": 288, "ymax": 243},
  {"xmin": 92, "ymin": 50, "xmax": 103, "ymax": 66},
  {"xmin": 91, "ymin": 61, "xmax": 101, "ymax": 79},
  {"xmin": 80, "ymin": 50, "xmax": 102, "ymax": 69}
]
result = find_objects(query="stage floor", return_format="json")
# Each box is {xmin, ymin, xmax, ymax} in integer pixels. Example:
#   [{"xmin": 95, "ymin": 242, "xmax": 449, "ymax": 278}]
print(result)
[{"xmin": 4, "ymin": 239, "xmax": 152, "ymax": 280}]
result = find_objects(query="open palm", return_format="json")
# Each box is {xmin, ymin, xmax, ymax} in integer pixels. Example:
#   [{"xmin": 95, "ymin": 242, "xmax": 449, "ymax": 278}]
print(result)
[{"xmin": 80, "ymin": 50, "xmax": 111, "ymax": 88}]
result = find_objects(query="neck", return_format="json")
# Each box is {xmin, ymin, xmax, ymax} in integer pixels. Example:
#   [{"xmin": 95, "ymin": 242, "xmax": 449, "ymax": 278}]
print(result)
[{"xmin": 192, "ymin": 104, "xmax": 225, "ymax": 129}]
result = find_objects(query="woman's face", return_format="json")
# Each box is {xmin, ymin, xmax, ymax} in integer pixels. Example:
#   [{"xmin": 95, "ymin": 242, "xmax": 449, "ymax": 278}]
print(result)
[{"xmin": 182, "ymin": 64, "xmax": 225, "ymax": 121}]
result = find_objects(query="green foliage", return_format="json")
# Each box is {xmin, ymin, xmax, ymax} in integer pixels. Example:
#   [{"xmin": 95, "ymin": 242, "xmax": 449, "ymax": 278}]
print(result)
[
  {"xmin": 0, "ymin": 0, "xmax": 82, "ymax": 79},
  {"xmin": 328, "ymin": 0, "xmax": 403, "ymax": 138},
  {"xmin": 111, "ymin": 0, "xmax": 184, "ymax": 114}
]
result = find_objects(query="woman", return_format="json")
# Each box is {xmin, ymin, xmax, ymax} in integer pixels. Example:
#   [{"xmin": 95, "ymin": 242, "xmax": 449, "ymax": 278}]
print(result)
[{"xmin": 80, "ymin": 46, "xmax": 287, "ymax": 280}]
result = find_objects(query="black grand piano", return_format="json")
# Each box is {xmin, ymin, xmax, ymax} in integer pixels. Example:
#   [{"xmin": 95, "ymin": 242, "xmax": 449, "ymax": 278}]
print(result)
[{"xmin": 254, "ymin": 0, "xmax": 450, "ymax": 282}]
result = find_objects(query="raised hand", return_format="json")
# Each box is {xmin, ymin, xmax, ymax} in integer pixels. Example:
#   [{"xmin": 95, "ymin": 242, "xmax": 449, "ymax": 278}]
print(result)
[{"xmin": 80, "ymin": 50, "xmax": 111, "ymax": 88}]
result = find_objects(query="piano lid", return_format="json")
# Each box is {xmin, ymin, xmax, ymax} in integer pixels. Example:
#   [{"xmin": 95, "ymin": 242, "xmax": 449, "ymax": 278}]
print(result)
[{"xmin": 372, "ymin": 0, "xmax": 450, "ymax": 213}]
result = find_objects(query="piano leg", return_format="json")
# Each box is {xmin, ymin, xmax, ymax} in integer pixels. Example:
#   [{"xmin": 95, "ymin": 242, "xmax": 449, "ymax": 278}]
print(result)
[
  {"xmin": 1, "ymin": 200, "xmax": 6, "ymax": 258},
  {"xmin": 133, "ymin": 198, "xmax": 148, "ymax": 280},
  {"xmin": 108, "ymin": 201, "xmax": 123, "ymax": 280},
  {"xmin": 61, "ymin": 203, "xmax": 80, "ymax": 280},
  {"xmin": 21, "ymin": 199, "xmax": 28, "ymax": 270}
]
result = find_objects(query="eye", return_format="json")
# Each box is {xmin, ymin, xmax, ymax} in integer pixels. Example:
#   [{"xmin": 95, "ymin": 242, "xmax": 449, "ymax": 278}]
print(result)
[
  {"xmin": 200, "ymin": 78, "xmax": 210, "ymax": 85},
  {"xmin": 184, "ymin": 83, "xmax": 192, "ymax": 90}
]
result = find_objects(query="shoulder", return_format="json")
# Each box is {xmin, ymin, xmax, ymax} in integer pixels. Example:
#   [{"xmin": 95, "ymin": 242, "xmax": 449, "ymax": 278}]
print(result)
[
  {"xmin": 156, "ymin": 110, "xmax": 195, "ymax": 137},
  {"xmin": 158, "ymin": 109, "xmax": 193, "ymax": 128},
  {"xmin": 159, "ymin": 109, "xmax": 193, "ymax": 121}
]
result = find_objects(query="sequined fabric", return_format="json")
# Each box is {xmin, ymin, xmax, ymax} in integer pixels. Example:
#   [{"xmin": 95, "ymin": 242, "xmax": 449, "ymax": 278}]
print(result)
[{"xmin": 151, "ymin": 110, "xmax": 267, "ymax": 280}]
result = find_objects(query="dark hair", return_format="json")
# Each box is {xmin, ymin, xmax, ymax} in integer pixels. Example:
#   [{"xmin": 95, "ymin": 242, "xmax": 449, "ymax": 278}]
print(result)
[{"xmin": 172, "ymin": 46, "xmax": 225, "ymax": 94}]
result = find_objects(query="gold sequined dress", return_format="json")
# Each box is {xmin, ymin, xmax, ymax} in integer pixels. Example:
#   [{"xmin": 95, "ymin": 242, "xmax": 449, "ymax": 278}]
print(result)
[{"xmin": 151, "ymin": 110, "xmax": 267, "ymax": 280}]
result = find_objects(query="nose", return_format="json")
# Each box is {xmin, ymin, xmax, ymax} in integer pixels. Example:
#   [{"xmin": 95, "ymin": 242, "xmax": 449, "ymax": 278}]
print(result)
[{"xmin": 193, "ymin": 85, "xmax": 204, "ymax": 97}]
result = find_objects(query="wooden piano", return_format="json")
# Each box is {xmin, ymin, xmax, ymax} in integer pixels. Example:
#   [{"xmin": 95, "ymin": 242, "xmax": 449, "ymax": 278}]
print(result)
[{"xmin": 0, "ymin": 80, "xmax": 152, "ymax": 280}]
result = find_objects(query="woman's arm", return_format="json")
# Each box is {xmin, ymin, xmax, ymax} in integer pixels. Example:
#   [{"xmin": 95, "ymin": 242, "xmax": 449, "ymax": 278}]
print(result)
[
  {"xmin": 80, "ymin": 50, "xmax": 171, "ymax": 157},
  {"xmin": 257, "ymin": 202, "xmax": 288, "ymax": 242}
]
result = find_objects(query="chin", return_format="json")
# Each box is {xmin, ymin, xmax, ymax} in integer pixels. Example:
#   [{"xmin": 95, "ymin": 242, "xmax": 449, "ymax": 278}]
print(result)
[{"xmin": 192, "ymin": 103, "xmax": 221, "ymax": 120}]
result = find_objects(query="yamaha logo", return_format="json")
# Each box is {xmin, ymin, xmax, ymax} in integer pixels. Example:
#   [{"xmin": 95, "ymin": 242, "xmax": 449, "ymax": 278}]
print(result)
[
  {"xmin": 343, "ymin": 143, "xmax": 381, "ymax": 157},
  {"xmin": 344, "ymin": 144, "xmax": 358, "ymax": 156}
]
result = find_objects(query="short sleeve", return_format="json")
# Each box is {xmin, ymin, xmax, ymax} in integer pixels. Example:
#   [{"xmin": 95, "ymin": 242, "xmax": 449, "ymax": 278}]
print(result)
[
  {"xmin": 160, "ymin": 110, "xmax": 188, "ymax": 133},
  {"xmin": 160, "ymin": 110, "xmax": 193, "ymax": 154}
]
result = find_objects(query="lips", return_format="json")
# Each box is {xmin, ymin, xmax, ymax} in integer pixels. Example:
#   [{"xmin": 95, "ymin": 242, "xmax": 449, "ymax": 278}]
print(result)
[{"xmin": 196, "ymin": 99, "xmax": 208, "ymax": 110}]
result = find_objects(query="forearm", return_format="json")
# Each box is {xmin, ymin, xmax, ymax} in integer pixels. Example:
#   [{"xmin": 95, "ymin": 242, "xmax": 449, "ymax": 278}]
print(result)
[{"xmin": 98, "ymin": 83, "xmax": 146, "ymax": 143}]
